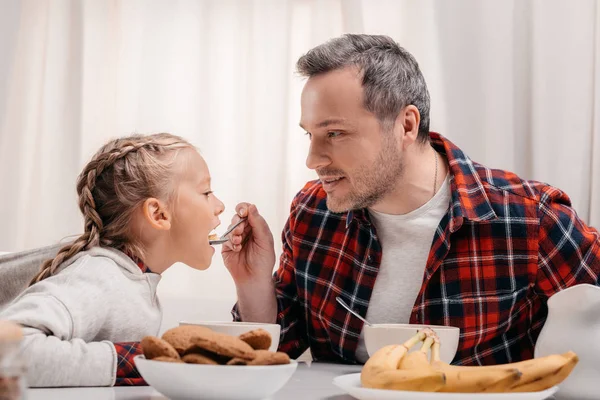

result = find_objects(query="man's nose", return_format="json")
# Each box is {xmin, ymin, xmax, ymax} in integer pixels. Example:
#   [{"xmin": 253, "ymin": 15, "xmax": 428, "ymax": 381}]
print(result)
[{"xmin": 306, "ymin": 140, "xmax": 331, "ymax": 170}]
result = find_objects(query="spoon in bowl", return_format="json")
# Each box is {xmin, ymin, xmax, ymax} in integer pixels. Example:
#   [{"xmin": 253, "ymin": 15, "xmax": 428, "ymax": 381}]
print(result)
[{"xmin": 336, "ymin": 296, "xmax": 372, "ymax": 326}]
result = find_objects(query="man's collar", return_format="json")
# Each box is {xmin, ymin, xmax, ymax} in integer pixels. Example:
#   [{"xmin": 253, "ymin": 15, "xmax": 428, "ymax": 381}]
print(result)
[
  {"xmin": 430, "ymin": 132, "xmax": 497, "ymax": 231},
  {"xmin": 345, "ymin": 132, "xmax": 497, "ymax": 231}
]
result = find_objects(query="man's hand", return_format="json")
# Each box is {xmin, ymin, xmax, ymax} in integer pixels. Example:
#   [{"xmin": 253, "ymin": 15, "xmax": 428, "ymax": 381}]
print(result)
[
  {"xmin": 221, "ymin": 203, "xmax": 276, "ymax": 286},
  {"xmin": 221, "ymin": 203, "xmax": 278, "ymax": 323}
]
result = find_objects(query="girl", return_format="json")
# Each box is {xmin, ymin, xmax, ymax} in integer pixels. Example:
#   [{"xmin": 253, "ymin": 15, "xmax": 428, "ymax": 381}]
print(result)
[{"xmin": 0, "ymin": 133, "xmax": 224, "ymax": 387}]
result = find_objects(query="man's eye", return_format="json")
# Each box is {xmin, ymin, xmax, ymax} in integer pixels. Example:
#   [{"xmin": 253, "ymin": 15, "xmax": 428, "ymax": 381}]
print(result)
[
  {"xmin": 304, "ymin": 131, "xmax": 312, "ymax": 139},
  {"xmin": 328, "ymin": 131, "xmax": 342, "ymax": 138}
]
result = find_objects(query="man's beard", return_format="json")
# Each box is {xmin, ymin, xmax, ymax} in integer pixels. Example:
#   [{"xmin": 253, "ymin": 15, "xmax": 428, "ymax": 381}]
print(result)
[{"xmin": 321, "ymin": 136, "xmax": 404, "ymax": 213}]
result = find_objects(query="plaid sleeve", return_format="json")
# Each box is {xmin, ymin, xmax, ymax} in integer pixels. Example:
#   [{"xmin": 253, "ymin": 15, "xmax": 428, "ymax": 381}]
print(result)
[
  {"xmin": 113, "ymin": 342, "xmax": 147, "ymax": 386},
  {"xmin": 272, "ymin": 204, "xmax": 309, "ymax": 360},
  {"xmin": 536, "ymin": 186, "xmax": 600, "ymax": 296}
]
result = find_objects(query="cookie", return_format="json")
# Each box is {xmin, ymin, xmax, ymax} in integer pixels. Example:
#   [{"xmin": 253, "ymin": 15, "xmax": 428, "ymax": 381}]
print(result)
[
  {"xmin": 248, "ymin": 350, "xmax": 290, "ymax": 365},
  {"xmin": 141, "ymin": 336, "xmax": 180, "ymax": 360},
  {"xmin": 239, "ymin": 329, "xmax": 272, "ymax": 350},
  {"xmin": 226, "ymin": 357, "xmax": 248, "ymax": 365},
  {"xmin": 182, "ymin": 353, "xmax": 220, "ymax": 365},
  {"xmin": 184, "ymin": 346, "xmax": 231, "ymax": 364},
  {"xmin": 189, "ymin": 330, "xmax": 256, "ymax": 360},
  {"xmin": 161, "ymin": 326, "xmax": 213, "ymax": 356},
  {"xmin": 153, "ymin": 356, "xmax": 184, "ymax": 363}
]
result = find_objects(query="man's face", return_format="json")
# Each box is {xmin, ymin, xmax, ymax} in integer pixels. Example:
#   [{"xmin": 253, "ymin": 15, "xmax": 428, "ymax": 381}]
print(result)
[{"xmin": 300, "ymin": 67, "xmax": 404, "ymax": 212}]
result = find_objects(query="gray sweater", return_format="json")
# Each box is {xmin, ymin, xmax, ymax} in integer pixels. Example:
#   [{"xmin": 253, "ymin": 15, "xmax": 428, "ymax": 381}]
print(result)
[{"xmin": 0, "ymin": 246, "xmax": 162, "ymax": 387}]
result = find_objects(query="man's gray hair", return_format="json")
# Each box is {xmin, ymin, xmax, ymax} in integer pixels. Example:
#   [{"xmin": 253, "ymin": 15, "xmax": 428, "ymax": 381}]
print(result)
[{"xmin": 296, "ymin": 34, "xmax": 431, "ymax": 142}]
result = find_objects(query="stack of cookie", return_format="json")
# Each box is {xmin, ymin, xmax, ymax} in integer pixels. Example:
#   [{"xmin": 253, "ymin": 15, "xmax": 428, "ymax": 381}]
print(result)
[{"xmin": 141, "ymin": 326, "xmax": 290, "ymax": 366}]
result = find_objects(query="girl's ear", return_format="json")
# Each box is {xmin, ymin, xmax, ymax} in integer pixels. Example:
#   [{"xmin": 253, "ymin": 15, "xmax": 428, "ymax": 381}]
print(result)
[{"xmin": 142, "ymin": 198, "xmax": 172, "ymax": 231}]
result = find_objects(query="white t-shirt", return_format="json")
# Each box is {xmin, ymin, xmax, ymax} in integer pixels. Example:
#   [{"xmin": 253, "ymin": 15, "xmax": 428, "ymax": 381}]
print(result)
[{"xmin": 355, "ymin": 176, "xmax": 451, "ymax": 363}]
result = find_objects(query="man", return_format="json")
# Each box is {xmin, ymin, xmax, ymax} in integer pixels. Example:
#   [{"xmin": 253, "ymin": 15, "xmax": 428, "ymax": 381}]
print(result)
[{"xmin": 222, "ymin": 34, "xmax": 600, "ymax": 366}]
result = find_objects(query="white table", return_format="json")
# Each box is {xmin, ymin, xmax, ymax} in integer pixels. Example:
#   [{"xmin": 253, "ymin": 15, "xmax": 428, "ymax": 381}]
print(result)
[{"xmin": 27, "ymin": 362, "xmax": 362, "ymax": 400}]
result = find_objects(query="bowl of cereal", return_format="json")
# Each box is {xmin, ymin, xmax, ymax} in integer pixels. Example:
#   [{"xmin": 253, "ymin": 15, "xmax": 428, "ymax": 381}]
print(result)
[{"xmin": 135, "ymin": 325, "xmax": 296, "ymax": 400}]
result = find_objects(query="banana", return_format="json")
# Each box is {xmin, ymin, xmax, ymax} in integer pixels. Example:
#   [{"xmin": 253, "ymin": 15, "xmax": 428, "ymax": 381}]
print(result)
[
  {"xmin": 361, "ymin": 331, "xmax": 446, "ymax": 391},
  {"xmin": 361, "ymin": 332, "xmax": 425, "ymax": 386},
  {"xmin": 509, "ymin": 351, "xmax": 578, "ymax": 392},
  {"xmin": 363, "ymin": 368, "xmax": 446, "ymax": 391},
  {"xmin": 430, "ymin": 341, "xmax": 522, "ymax": 393},
  {"xmin": 360, "ymin": 327, "xmax": 578, "ymax": 394},
  {"xmin": 432, "ymin": 352, "xmax": 573, "ymax": 376},
  {"xmin": 429, "ymin": 341, "xmax": 578, "ymax": 392},
  {"xmin": 361, "ymin": 344, "xmax": 410, "ymax": 386},
  {"xmin": 481, "ymin": 369, "xmax": 523, "ymax": 393},
  {"xmin": 507, "ymin": 352, "xmax": 577, "ymax": 388},
  {"xmin": 399, "ymin": 335, "xmax": 436, "ymax": 370}
]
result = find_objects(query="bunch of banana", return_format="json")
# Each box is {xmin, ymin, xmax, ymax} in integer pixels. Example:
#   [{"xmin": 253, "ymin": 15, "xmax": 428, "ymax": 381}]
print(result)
[
  {"xmin": 360, "ymin": 328, "xmax": 579, "ymax": 393},
  {"xmin": 361, "ymin": 330, "xmax": 446, "ymax": 391}
]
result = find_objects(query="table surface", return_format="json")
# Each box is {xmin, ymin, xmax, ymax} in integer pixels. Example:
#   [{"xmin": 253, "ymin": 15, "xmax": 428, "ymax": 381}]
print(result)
[{"xmin": 27, "ymin": 362, "xmax": 363, "ymax": 400}]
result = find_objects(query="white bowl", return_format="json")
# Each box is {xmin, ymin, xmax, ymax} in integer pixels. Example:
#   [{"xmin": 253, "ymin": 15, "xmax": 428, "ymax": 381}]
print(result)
[
  {"xmin": 179, "ymin": 321, "xmax": 281, "ymax": 352},
  {"xmin": 134, "ymin": 355, "xmax": 297, "ymax": 400},
  {"xmin": 364, "ymin": 323, "xmax": 460, "ymax": 363}
]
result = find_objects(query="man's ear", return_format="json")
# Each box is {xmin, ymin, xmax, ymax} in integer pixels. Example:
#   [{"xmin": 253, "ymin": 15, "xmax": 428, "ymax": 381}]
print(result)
[
  {"xmin": 141, "ymin": 198, "xmax": 172, "ymax": 231},
  {"xmin": 394, "ymin": 105, "xmax": 421, "ymax": 149}
]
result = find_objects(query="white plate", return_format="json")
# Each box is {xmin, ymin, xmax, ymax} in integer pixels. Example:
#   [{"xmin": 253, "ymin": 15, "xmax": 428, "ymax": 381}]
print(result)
[
  {"xmin": 135, "ymin": 355, "xmax": 297, "ymax": 400},
  {"xmin": 333, "ymin": 373, "xmax": 559, "ymax": 400}
]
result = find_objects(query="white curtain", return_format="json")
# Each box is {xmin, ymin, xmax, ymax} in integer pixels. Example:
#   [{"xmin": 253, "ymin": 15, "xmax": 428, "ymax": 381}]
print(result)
[{"xmin": 1, "ymin": 0, "xmax": 599, "ymax": 323}]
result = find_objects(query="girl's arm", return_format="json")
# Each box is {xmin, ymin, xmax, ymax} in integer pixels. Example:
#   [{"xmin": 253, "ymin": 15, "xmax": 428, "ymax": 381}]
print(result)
[{"xmin": 1, "ymin": 293, "xmax": 118, "ymax": 387}]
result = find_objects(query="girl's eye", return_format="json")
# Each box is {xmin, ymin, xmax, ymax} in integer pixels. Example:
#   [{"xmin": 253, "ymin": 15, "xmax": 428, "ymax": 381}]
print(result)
[{"xmin": 203, "ymin": 191, "xmax": 213, "ymax": 197}]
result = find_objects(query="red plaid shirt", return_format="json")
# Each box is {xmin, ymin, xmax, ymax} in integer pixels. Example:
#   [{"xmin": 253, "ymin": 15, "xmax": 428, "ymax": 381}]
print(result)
[
  {"xmin": 234, "ymin": 132, "xmax": 600, "ymax": 365},
  {"xmin": 113, "ymin": 256, "xmax": 151, "ymax": 386}
]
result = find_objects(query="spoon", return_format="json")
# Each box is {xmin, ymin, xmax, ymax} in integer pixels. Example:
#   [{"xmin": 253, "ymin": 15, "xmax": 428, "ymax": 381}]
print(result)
[
  {"xmin": 209, "ymin": 218, "xmax": 247, "ymax": 245},
  {"xmin": 208, "ymin": 238, "xmax": 229, "ymax": 245},
  {"xmin": 336, "ymin": 296, "xmax": 372, "ymax": 326}
]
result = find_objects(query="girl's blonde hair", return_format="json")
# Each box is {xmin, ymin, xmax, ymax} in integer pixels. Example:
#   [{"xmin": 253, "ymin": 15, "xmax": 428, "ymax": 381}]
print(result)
[{"xmin": 30, "ymin": 133, "xmax": 193, "ymax": 285}]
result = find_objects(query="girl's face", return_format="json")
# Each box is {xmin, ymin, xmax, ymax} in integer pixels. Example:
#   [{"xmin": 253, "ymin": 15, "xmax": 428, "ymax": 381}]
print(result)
[{"xmin": 169, "ymin": 149, "xmax": 225, "ymax": 270}]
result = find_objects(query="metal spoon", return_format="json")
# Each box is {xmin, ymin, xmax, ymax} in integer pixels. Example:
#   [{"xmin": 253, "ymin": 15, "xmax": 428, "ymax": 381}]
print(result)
[
  {"xmin": 209, "ymin": 218, "xmax": 247, "ymax": 246},
  {"xmin": 336, "ymin": 296, "xmax": 372, "ymax": 326},
  {"xmin": 208, "ymin": 238, "xmax": 229, "ymax": 245}
]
